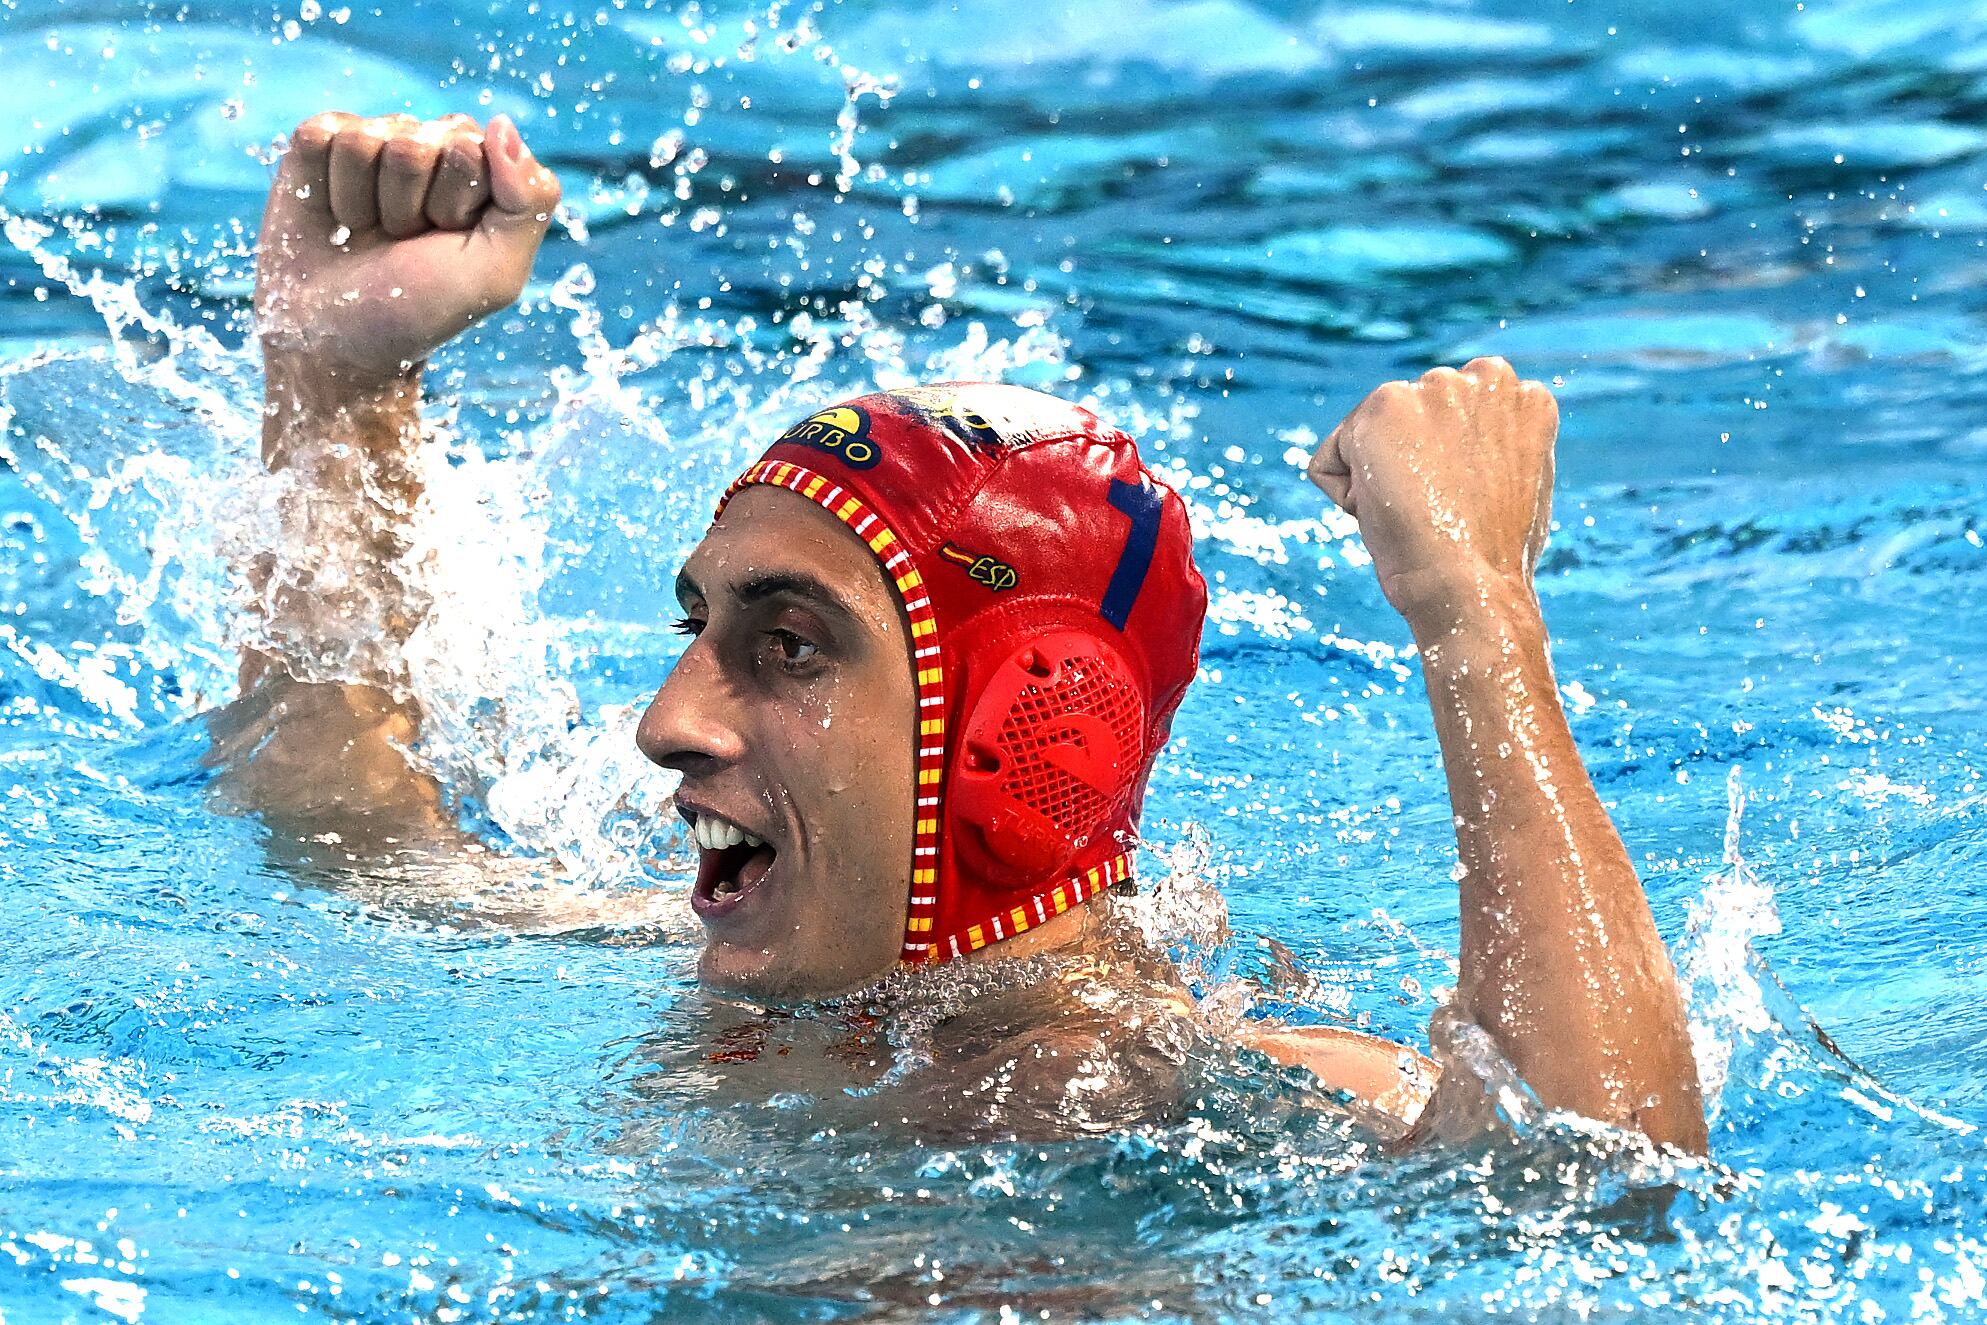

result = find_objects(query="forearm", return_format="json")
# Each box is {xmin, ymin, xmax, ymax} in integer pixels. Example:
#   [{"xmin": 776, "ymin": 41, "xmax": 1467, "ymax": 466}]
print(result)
[
  {"xmin": 262, "ymin": 351, "xmax": 420, "ymax": 472},
  {"xmin": 208, "ymin": 350, "xmax": 448, "ymax": 838},
  {"xmin": 251, "ymin": 351, "xmax": 430, "ymax": 682},
  {"xmin": 1413, "ymin": 589, "xmax": 1706, "ymax": 1151}
]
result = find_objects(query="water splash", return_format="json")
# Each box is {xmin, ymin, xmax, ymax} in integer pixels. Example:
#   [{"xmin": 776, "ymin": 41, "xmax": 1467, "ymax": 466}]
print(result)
[
  {"xmin": 0, "ymin": 186, "xmax": 1133, "ymax": 894},
  {"xmin": 1680, "ymin": 765, "xmax": 1972, "ymax": 1134},
  {"xmin": 1679, "ymin": 765, "xmax": 1785, "ymax": 1109}
]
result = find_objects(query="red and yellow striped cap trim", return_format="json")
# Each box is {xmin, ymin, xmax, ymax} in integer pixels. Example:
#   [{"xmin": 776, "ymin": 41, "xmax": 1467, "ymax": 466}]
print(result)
[
  {"xmin": 939, "ymin": 850, "xmax": 1133, "ymax": 961},
  {"xmin": 719, "ymin": 459, "xmax": 949, "ymax": 960}
]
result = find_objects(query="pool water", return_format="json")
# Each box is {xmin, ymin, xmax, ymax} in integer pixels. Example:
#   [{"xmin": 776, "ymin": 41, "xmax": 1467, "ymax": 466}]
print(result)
[{"xmin": 5, "ymin": 0, "xmax": 1987, "ymax": 1319}]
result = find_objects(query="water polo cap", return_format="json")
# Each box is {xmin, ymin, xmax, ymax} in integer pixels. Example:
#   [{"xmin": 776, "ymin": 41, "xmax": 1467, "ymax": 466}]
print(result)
[{"xmin": 714, "ymin": 383, "xmax": 1207, "ymax": 964}]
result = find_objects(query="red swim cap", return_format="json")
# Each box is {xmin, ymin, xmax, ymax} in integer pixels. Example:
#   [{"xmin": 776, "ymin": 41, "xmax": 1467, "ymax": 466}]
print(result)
[{"xmin": 715, "ymin": 383, "xmax": 1207, "ymax": 963}]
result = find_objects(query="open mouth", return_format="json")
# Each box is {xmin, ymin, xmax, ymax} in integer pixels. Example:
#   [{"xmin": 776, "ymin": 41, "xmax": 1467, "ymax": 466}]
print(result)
[{"xmin": 683, "ymin": 807, "xmax": 779, "ymax": 919}]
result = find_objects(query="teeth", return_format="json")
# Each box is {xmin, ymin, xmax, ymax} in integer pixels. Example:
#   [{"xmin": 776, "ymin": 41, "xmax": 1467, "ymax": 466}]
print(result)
[{"xmin": 688, "ymin": 811, "xmax": 755, "ymax": 853}]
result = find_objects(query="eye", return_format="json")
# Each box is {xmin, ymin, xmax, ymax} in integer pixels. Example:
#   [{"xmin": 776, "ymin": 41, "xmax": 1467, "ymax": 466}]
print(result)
[
  {"xmin": 767, "ymin": 628, "xmax": 820, "ymax": 668},
  {"xmin": 671, "ymin": 616, "xmax": 704, "ymax": 637}
]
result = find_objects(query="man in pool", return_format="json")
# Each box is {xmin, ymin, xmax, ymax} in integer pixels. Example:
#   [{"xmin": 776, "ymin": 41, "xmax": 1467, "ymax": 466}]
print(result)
[{"xmin": 227, "ymin": 111, "xmax": 1707, "ymax": 1152}]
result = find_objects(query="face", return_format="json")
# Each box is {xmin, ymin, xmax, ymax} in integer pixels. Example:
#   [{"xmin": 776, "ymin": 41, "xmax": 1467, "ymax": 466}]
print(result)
[{"xmin": 636, "ymin": 485, "xmax": 918, "ymax": 1000}]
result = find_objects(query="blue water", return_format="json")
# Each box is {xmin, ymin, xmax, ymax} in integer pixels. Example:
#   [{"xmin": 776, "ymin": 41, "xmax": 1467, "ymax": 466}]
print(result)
[{"xmin": 4, "ymin": 0, "xmax": 1987, "ymax": 1319}]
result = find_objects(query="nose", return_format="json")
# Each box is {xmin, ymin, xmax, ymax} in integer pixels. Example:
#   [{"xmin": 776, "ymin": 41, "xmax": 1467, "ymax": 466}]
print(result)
[{"xmin": 636, "ymin": 638, "xmax": 748, "ymax": 776}]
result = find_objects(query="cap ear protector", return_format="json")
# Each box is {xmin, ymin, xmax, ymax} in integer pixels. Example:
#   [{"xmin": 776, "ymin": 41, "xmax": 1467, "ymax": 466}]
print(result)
[{"xmin": 948, "ymin": 629, "xmax": 1147, "ymax": 890}]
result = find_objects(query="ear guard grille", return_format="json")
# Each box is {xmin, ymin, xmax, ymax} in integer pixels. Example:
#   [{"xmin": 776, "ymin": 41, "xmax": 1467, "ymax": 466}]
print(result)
[{"xmin": 951, "ymin": 630, "xmax": 1145, "ymax": 888}]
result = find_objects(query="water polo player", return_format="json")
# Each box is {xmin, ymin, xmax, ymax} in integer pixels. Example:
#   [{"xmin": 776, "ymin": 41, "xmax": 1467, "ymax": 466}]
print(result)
[{"xmin": 228, "ymin": 111, "xmax": 1706, "ymax": 1152}]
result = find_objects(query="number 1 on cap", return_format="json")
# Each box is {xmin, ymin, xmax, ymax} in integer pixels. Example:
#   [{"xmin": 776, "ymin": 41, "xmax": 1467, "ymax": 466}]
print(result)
[{"xmin": 1100, "ymin": 477, "xmax": 1163, "ymax": 631}]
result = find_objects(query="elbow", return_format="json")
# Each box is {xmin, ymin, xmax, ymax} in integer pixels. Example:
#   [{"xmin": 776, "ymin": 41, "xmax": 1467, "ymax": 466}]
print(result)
[{"xmin": 1629, "ymin": 1087, "xmax": 1710, "ymax": 1156}]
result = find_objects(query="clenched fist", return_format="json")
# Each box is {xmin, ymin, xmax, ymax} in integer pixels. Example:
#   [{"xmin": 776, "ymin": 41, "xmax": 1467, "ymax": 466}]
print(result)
[
  {"xmin": 1309, "ymin": 357, "xmax": 1558, "ymax": 632},
  {"xmin": 254, "ymin": 111, "xmax": 561, "ymax": 384}
]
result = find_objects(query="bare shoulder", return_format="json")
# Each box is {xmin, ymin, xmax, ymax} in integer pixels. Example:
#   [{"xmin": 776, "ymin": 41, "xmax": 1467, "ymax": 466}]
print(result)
[
  {"xmin": 916, "ymin": 993, "xmax": 1198, "ymax": 1139},
  {"xmin": 1243, "ymin": 1024, "xmax": 1438, "ymax": 1127}
]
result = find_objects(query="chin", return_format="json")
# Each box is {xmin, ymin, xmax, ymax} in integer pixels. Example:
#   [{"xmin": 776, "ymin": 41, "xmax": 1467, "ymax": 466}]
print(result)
[{"xmin": 695, "ymin": 937, "xmax": 895, "ymax": 1004}]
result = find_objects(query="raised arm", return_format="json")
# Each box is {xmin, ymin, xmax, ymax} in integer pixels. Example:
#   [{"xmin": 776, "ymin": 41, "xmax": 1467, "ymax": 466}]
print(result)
[
  {"xmin": 206, "ymin": 111, "xmax": 560, "ymax": 840},
  {"xmin": 1306, "ymin": 357, "xmax": 1707, "ymax": 1153}
]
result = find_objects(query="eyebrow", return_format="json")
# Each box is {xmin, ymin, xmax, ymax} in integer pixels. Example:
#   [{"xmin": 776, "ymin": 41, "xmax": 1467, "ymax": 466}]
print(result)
[{"xmin": 675, "ymin": 567, "xmax": 861, "ymax": 623}]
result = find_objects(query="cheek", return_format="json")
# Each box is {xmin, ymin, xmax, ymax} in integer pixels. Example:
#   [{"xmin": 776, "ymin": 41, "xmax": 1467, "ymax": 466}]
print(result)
[
  {"xmin": 776, "ymin": 667, "xmax": 915, "ymax": 806},
  {"xmin": 769, "ymin": 697, "xmax": 861, "ymax": 801},
  {"xmin": 775, "ymin": 711, "xmax": 910, "ymax": 850},
  {"xmin": 775, "ymin": 691, "xmax": 915, "ymax": 889}
]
